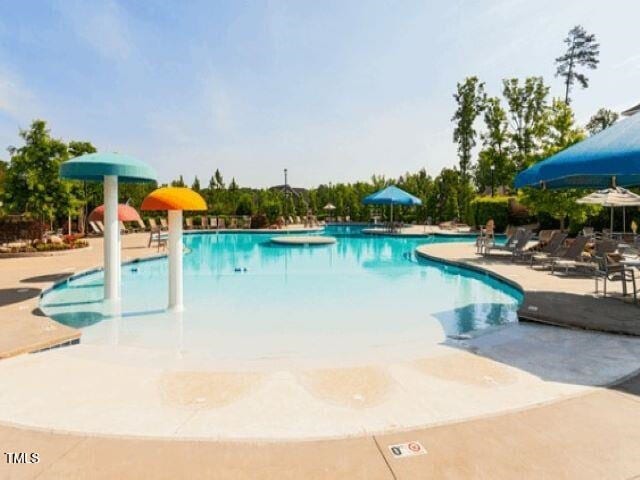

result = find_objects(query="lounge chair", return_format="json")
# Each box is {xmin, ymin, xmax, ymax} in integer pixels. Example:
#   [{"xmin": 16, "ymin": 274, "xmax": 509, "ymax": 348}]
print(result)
[
  {"xmin": 96, "ymin": 220, "xmax": 105, "ymax": 232},
  {"xmin": 485, "ymin": 229, "xmax": 534, "ymax": 261},
  {"xmin": 582, "ymin": 226, "xmax": 595, "ymax": 239},
  {"xmin": 119, "ymin": 221, "xmax": 129, "ymax": 234},
  {"xmin": 217, "ymin": 217, "xmax": 225, "ymax": 229},
  {"xmin": 135, "ymin": 218, "xmax": 147, "ymax": 232},
  {"xmin": 594, "ymin": 253, "xmax": 637, "ymax": 302},
  {"xmin": 295, "ymin": 216, "xmax": 301, "ymax": 224},
  {"xmin": 185, "ymin": 217, "xmax": 194, "ymax": 230},
  {"xmin": 159, "ymin": 218, "xmax": 168, "ymax": 230},
  {"xmin": 148, "ymin": 218, "xmax": 159, "ymax": 230},
  {"xmin": 527, "ymin": 232, "xmax": 568, "ymax": 267},
  {"xmin": 537, "ymin": 229, "xmax": 559, "ymax": 246},
  {"xmin": 550, "ymin": 236, "xmax": 592, "ymax": 274},
  {"xmin": 89, "ymin": 221, "xmax": 103, "ymax": 235}
]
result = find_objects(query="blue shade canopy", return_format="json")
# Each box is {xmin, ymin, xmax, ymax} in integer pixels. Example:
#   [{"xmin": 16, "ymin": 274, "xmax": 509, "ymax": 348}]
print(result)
[
  {"xmin": 60, "ymin": 153, "xmax": 157, "ymax": 183},
  {"xmin": 515, "ymin": 113, "xmax": 640, "ymax": 189},
  {"xmin": 362, "ymin": 185, "xmax": 422, "ymax": 206}
]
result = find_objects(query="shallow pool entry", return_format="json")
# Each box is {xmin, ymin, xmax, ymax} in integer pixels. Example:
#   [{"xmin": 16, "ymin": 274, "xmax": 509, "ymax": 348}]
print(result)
[{"xmin": 40, "ymin": 227, "xmax": 522, "ymax": 361}]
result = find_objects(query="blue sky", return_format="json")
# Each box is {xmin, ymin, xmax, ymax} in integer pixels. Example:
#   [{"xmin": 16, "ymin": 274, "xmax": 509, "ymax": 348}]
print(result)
[{"xmin": 0, "ymin": 0, "xmax": 638, "ymax": 187}]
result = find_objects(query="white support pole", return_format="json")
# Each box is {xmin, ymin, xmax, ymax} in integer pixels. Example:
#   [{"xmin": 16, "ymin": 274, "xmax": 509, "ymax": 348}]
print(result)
[
  {"xmin": 168, "ymin": 210, "xmax": 184, "ymax": 311},
  {"xmin": 103, "ymin": 175, "xmax": 120, "ymax": 302}
]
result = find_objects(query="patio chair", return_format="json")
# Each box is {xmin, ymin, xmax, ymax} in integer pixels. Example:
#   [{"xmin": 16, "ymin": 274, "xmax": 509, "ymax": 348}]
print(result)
[
  {"xmin": 476, "ymin": 220, "xmax": 495, "ymax": 254},
  {"xmin": 185, "ymin": 217, "xmax": 194, "ymax": 230},
  {"xmin": 200, "ymin": 216, "xmax": 209, "ymax": 229},
  {"xmin": 148, "ymin": 227, "xmax": 167, "ymax": 250},
  {"xmin": 130, "ymin": 218, "xmax": 146, "ymax": 232},
  {"xmin": 159, "ymin": 218, "xmax": 168, "ymax": 230},
  {"xmin": 550, "ymin": 236, "xmax": 592, "ymax": 274},
  {"xmin": 295, "ymin": 216, "xmax": 301, "ymax": 224},
  {"xmin": 96, "ymin": 220, "xmax": 105, "ymax": 232},
  {"xmin": 217, "ymin": 217, "xmax": 225, "ymax": 229},
  {"xmin": 527, "ymin": 232, "xmax": 568, "ymax": 267},
  {"xmin": 594, "ymin": 253, "xmax": 637, "ymax": 302},
  {"xmin": 119, "ymin": 221, "xmax": 129, "ymax": 234}
]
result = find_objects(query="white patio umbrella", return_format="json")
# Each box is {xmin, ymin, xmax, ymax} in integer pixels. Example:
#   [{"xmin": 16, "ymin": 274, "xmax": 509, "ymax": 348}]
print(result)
[
  {"xmin": 577, "ymin": 187, "xmax": 640, "ymax": 233},
  {"xmin": 323, "ymin": 203, "xmax": 336, "ymax": 220}
]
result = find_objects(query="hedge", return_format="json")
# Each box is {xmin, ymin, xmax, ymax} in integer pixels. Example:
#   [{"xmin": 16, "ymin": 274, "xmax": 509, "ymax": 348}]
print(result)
[
  {"xmin": 471, "ymin": 196, "xmax": 510, "ymax": 231},
  {"xmin": 470, "ymin": 196, "xmax": 535, "ymax": 232}
]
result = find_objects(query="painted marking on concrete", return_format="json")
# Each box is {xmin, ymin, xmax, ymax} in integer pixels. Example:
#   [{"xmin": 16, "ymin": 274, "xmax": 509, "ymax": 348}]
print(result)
[{"xmin": 388, "ymin": 441, "xmax": 427, "ymax": 458}]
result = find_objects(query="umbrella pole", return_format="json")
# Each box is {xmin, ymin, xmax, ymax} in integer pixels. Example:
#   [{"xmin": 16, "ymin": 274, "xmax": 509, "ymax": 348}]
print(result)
[
  {"xmin": 104, "ymin": 175, "xmax": 121, "ymax": 303},
  {"xmin": 610, "ymin": 207, "xmax": 614, "ymax": 235},
  {"xmin": 390, "ymin": 204, "xmax": 394, "ymax": 232},
  {"xmin": 168, "ymin": 209, "xmax": 184, "ymax": 311}
]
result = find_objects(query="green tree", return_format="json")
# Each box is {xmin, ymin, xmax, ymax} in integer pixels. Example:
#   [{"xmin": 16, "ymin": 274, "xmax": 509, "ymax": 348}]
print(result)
[
  {"xmin": 502, "ymin": 77, "xmax": 549, "ymax": 169},
  {"xmin": 555, "ymin": 25, "xmax": 600, "ymax": 104},
  {"xmin": 475, "ymin": 96, "xmax": 514, "ymax": 194},
  {"xmin": 452, "ymin": 77, "xmax": 486, "ymax": 179},
  {"xmin": 214, "ymin": 169, "xmax": 224, "ymax": 189},
  {"xmin": 171, "ymin": 175, "xmax": 185, "ymax": 187},
  {"xmin": 452, "ymin": 76, "xmax": 485, "ymax": 223},
  {"xmin": 585, "ymin": 107, "xmax": 618, "ymax": 135},
  {"xmin": 192, "ymin": 176, "xmax": 201, "ymax": 191},
  {"xmin": 4, "ymin": 120, "xmax": 73, "ymax": 223}
]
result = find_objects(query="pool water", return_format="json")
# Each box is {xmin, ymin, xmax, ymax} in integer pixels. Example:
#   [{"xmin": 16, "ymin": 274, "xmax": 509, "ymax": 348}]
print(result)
[{"xmin": 41, "ymin": 227, "xmax": 522, "ymax": 361}]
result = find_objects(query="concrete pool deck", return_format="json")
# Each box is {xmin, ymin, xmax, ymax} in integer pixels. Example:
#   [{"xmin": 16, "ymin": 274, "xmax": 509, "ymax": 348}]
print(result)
[
  {"xmin": 1, "ymin": 233, "xmax": 640, "ymax": 478},
  {"xmin": 415, "ymin": 242, "xmax": 640, "ymax": 336}
]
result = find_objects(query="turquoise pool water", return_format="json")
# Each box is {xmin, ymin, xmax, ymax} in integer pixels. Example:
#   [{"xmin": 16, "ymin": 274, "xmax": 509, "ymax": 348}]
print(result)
[{"xmin": 40, "ymin": 227, "xmax": 522, "ymax": 361}]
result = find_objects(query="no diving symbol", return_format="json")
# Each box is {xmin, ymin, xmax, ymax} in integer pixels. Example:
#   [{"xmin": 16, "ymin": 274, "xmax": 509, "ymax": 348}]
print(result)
[{"xmin": 388, "ymin": 441, "xmax": 427, "ymax": 458}]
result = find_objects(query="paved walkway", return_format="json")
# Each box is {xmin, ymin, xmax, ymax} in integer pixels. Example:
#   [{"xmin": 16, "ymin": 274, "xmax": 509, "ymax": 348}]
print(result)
[{"xmin": 2, "ymin": 375, "xmax": 639, "ymax": 479}]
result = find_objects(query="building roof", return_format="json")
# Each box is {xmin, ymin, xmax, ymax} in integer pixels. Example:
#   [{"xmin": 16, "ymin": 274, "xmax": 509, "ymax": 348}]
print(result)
[{"xmin": 268, "ymin": 184, "xmax": 308, "ymax": 197}]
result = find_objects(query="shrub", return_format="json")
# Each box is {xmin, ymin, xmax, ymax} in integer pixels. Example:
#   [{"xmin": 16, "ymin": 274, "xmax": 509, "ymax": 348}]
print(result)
[
  {"xmin": 250, "ymin": 214, "xmax": 268, "ymax": 229},
  {"xmin": 0, "ymin": 217, "xmax": 46, "ymax": 244},
  {"xmin": 262, "ymin": 201, "xmax": 282, "ymax": 223}
]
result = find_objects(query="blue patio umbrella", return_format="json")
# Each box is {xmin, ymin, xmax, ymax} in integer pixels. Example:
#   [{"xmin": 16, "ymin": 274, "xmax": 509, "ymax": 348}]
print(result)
[
  {"xmin": 362, "ymin": 185, "xmax": 422, "ymax": 228},
  {"xmin": 515, "ymin": 113, "xmax": 640, "ymax": 189}
]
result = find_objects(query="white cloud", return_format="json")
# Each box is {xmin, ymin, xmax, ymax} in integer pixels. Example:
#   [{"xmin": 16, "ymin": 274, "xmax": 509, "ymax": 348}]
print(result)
[
  {"xmin": 0, "ymin": 66, "xmax": 39, "ymax": 122},
  {"xmin": 54, "ymin": 0, "xmax": 133, "ymax": 62}
]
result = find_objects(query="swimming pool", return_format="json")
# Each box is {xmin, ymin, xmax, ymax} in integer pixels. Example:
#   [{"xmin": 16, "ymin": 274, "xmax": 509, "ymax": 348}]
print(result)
[{"xmin": 40, "ymin": 227, "xmax": 522, "ymax": 362}]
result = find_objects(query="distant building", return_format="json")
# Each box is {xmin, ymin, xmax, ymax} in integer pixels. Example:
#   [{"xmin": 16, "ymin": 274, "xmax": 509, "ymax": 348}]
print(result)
[
  {"xmin": 268, "ymin": 184, "xmax": 308, "ymax": 197},
  {"xmin": 621, "ymin": 103, "xmax": 640, "ymax": 117}
]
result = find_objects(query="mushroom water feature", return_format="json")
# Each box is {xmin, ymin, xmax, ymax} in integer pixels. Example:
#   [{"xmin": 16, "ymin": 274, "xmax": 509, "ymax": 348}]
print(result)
[
  {"xmin": 141, "ymin": 187, "xmax": 207, "ymax": 311},
  {"xmin": 60, "ymin": 153, "xmax": 157, "ymax": 307}
]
